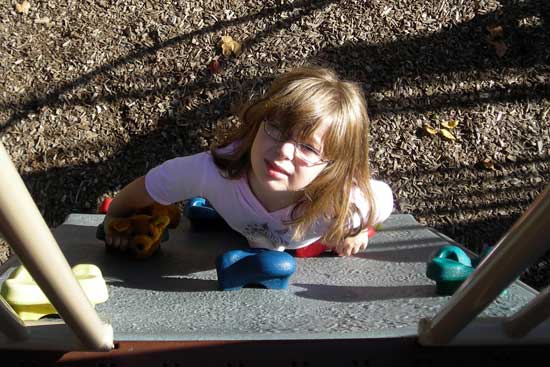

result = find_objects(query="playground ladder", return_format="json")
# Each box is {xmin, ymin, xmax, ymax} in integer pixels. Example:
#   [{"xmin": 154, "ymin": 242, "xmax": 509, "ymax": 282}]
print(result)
[
  {"xmin": 418, "ymin": 184, "xmax": 550, "ymax": 345},
  {"xmin": 0, "ymin": 140, "xmax": 548, "ymax": 352}
]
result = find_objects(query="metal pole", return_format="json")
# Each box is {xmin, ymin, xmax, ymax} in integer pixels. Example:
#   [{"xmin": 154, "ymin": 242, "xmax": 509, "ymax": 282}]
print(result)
[
  {"xmin": 0, "ymin": 142, "xmax": 113, "ymax": 351},
  {"xmin": 503, "ymin": 285, "xmax": 550, "ymax": 338},
  {"xmin": 418, "ymin": 185, "xmax": 550, "ymax": 345}
]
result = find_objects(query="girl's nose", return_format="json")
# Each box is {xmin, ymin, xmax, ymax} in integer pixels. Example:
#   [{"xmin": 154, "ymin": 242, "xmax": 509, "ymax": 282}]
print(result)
[{"xmin": 278, "ymin": 141, "xmax": 297, "ymax": 160}]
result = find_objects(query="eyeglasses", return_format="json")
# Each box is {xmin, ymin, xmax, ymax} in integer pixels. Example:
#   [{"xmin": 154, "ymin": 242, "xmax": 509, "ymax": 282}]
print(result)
[{"xmin": 263, "ymin": 121, "xmax": 332, "ymax": 165}]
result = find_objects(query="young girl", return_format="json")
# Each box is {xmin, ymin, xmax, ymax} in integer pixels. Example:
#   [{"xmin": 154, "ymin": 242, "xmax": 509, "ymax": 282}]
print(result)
[{"xmin": 105, "ymin": 66, "xmax": 393, "ymax": 257}]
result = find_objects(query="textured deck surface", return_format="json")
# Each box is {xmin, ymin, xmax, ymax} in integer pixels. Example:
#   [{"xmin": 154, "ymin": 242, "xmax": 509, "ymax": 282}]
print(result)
[{"xmin": 0, "ymin": 214, "xmax": 537, "ymax": 341}]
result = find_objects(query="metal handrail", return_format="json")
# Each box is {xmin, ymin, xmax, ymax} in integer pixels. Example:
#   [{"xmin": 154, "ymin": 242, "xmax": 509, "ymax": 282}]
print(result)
[
  {"xmin": 419, "ymin": 185, "xmax": 550, "ymax": 345},
  {"xmin": 0, "ymin": 142, "xmax": 113, "ymax": 351}
]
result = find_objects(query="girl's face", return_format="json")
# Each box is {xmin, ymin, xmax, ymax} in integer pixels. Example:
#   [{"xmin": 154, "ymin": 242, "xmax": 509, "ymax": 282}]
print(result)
[{"xmin": 248, "ymin": 120, "xmax": 330, "ymax": 212}]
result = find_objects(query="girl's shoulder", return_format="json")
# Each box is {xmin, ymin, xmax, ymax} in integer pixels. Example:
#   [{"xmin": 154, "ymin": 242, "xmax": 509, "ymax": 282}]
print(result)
[
  {"xmin": 351, "ymin": 179, "xmax": 392, "ymax": 197},
  {"xmin": 151, "ymin": 150, "xmax": 221, "ymax": 181},
  {"xmin": 351, "ymin": 179, "xmax": 394, "ymax": 223},
  {"xmin": 213, "ymin": 141, "xmax": 241, "ymax": 155},
  {"xmin": 369, "ymin": 179, "xmax": 393, "ymax": 197}
]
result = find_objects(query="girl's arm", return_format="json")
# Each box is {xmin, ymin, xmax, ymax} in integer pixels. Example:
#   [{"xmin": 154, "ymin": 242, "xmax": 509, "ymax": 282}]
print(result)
[
  {"xmin": 105, "ymin": 176, "xmax": 156, "ymax": 249},
  {"xmin": 107, "ymin": 176, "xmax": 155, "ymax": 217},
  {"xmin": 333, "ymin": 180, "xmax": 394, "ymax": 256}
]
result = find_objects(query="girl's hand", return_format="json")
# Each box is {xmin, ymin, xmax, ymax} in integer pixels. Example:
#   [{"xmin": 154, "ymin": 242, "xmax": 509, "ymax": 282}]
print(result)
[
  {"xmin": 333, "ymin": 229, "xmax": 369, "ymax": 257},
  {"xmin": 104, "ymin": 215, "xmax": 131, "ymax": 251},
  {"xmin": 103, "ymin": 175, "xmax": 155, "ymax": 252}
]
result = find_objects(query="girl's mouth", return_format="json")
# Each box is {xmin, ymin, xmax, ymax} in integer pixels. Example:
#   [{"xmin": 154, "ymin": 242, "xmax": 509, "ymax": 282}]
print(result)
[{"xmin": 265, "ymin": 159, "xmax": 289, "ymax": 177}]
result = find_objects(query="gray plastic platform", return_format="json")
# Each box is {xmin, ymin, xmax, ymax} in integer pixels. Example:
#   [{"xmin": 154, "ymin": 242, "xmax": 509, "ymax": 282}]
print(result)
[{"xmin": 0, "ymin": 214, "xmax": 537, "ymax": 341}]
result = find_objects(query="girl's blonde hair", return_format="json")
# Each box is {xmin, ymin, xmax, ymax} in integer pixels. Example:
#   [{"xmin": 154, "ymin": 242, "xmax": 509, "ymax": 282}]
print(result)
[{"xmin": 211, "ymin": 66, "xmax": 376, "ymax": 244}]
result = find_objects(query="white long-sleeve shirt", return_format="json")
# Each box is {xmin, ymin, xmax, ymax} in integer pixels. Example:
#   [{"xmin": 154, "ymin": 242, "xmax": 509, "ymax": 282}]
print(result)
[{"xmin": 145, "ymin": 151, "xmax": 393, "ymax": 251}]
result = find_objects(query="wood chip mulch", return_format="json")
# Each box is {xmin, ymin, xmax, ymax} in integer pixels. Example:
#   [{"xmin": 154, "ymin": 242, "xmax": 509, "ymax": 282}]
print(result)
[{"xmin": 1, "ymin": 0, "xmax": 549, "ymax": 289}]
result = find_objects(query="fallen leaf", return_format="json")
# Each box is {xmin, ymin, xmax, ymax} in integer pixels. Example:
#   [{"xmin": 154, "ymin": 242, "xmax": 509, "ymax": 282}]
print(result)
[
  {"xmin": 220, "ymin": 35, "xmax": 241, "ymax": 57},
  {"xmin": 481, "ymin": 158, "xmax": 496, "ymax": 171},
  {"xmin": 486, "ymin": 24, "xmax": 507, "ymax": 58},
  {"xmin": 439, "ymin": 128, "xmax": 456, "ymax": 141},
  {"xmin": 15, "ymin": 1, "xmax": 30, "ymax": 14},
  {"xmin": 423, "ymin": 124, "xmax": 437, "ymax": 135},
  {"xmin": 491, "ymin": 40, "xmax": 508, "ymax": 58},
  {"xmin": 208, "ymin": 59, "xmax": 222, "ymax": 74},
  {"xmin": 486, "ymin": 25, "xmax": 504, "ymax": 39},
  {"xmin": 441, "ymin": 120, "xmax": 459, "ymax": 129}
]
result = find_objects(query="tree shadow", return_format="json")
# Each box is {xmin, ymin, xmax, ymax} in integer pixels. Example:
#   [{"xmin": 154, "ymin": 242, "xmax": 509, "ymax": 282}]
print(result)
[
  {"xmin": 48, "ymin": 223, "xmax": 249, "ymax": 293},
  {"xmin": 382, "ymin": 156, "xmax": 548, "ymax": 254},
  {"xmin": 0, "ymin": 0, "xmax": 336, "ymax": 133},
  {"xmin": 316, "ymin": 0, "xmax": 549, "ymax": 114},
  {"xmin": 3, "ymin": 0, "xmax": 337, "ymax": 225},
  {"xmin": 361, "ymin": 243, "xmax": 444, "ymax": 263},
  {"xmin": 308, "ymin": 0, "xmax": 549, "ymax": 286},
  {"xmin": 293, "ymin": 283, "xmax": 436, "ymax": 302},
  {"xmin": 0, "ymin": 0, "xmax": 548, "ymax": 289}
]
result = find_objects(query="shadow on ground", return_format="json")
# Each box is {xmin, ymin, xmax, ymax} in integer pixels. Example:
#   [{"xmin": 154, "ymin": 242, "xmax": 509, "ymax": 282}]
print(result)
[{"xmin": 1, "ymin": 0, "xmax": 548, "ymax": 287}]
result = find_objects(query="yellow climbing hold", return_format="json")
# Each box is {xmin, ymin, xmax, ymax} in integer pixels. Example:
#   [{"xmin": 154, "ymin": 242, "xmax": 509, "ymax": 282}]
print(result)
[{"xmin": 0, "ymin": 264, "xmax": 108, "ymax": 321}]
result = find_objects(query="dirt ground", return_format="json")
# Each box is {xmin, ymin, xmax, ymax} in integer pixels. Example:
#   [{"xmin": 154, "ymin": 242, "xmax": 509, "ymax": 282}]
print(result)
[{"xmin": 1, "ymin": 1, "xmax": 549, "ymax": 289}]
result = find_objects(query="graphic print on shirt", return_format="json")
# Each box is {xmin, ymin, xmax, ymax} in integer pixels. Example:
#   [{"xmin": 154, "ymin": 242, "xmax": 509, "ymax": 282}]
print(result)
[{"xmin": 243, "ymin": 222, "xmax": 290, "ymax": 248}]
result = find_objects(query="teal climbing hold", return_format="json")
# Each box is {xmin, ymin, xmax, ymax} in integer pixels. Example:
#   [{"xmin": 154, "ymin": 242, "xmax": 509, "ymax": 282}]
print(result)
[
  {"xmin": 426, "ymin": 245, "xmax": 474, "ymax": 296},
  {"xmin": 426, "ymin": 244, "xmax": 509, "ymax": 296}
]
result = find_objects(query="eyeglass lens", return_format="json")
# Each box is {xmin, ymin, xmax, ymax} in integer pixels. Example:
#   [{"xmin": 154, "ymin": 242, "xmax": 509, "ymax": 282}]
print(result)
[{"xmin": 264, "ymin": 121, "xmax": 324, "ymax": 164}]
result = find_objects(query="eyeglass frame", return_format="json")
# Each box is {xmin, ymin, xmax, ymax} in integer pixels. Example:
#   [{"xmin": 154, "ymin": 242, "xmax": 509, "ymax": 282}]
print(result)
[{"xmin": 262, "ymin": 120, "xmax": 333, "ymax": 165}]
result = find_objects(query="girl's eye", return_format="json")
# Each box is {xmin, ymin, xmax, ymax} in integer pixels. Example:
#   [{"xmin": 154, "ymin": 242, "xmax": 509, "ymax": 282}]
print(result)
[
  {"xmin": 270, "ymin": 123, "xmax": 283, "ymax": 132},
  {"xmin": 299, "ymin": 143, "xmax": 321, "ymax": 155},
  {"xmin": 267, "ymin": 122, "xmax": 285, "ymax": 139}
]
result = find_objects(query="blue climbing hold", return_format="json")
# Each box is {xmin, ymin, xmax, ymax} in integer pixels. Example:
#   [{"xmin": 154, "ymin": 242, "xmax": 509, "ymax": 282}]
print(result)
[
  {"xmin": 216, "ymin": 249, "xmax": 296, "ymax": 291},
  {"xmin": 183, "ymin": 197, "xmax": 231, "ymax": 231},
  {"xmin": 184, "ymin": 197, "xmax": 221, "ymax": 221}
]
